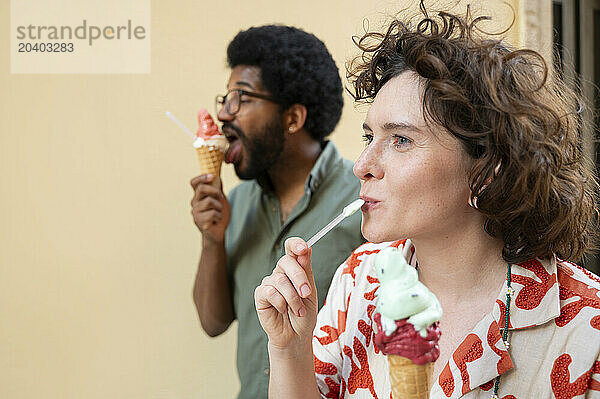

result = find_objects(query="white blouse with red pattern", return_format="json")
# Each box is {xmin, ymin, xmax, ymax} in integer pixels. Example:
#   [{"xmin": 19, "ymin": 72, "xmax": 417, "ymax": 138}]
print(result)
[{"xmin": 313, "ymin": 240, "xmax": 600, "ymax": 398}]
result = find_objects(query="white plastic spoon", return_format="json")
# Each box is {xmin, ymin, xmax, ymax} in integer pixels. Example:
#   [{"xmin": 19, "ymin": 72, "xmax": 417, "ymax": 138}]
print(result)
[{"xmin": 306, "ymin": 199, "xmax": 364, "ymax": 247}]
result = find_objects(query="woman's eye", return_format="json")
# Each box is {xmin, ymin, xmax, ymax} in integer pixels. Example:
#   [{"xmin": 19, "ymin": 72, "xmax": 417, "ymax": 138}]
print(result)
[{"xmin": 362, "ymin": 133, "xmax": 373, "ymax": 145}]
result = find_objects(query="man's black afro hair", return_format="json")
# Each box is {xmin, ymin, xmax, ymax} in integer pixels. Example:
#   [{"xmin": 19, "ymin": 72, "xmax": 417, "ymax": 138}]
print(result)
[{"xmin": 227, "ymin": 25, "xmax": 344, "ymax": 142}]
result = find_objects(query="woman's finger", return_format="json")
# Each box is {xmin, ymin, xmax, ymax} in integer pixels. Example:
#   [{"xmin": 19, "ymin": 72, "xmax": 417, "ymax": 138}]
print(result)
[
  {"xmin": 261, "ymin": 273, "xmax": 306, "ymax": 317},
  {"xmin": 255, "ymin": 282, "xmax": 288, "ymax": 315},
  {"xmin": 276, "ymin": 254, "xmax": 311, "ymax": 299},
  {"xmin": 284, "ymin": 237, "xmax": 309, "ymax": 257},
  {"xmin": 283, "ymin": 237, "xmax": 315, "ymax": 298}
]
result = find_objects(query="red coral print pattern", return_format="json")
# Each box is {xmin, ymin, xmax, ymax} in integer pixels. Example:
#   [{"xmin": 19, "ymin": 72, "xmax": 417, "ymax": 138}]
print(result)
[
  {"xmin": 512, "ymin": 259, "xmax": 557, "ymax": 310},
  {"xmin": 313, "ymin": 245, "xmax": 600, "ymax": 399},
  {"xmin": 317, "ymin": 294, "xmax": 352, "ymax": 345},
  {"xmin": 315, "ymin": 355, "xmax": 340, "ymax": 399},
  {"xmin": 564, "ymin": 260, "xmax": 600, "ymax": 284},
  {"xmin": 592, "ymin": 315, "xmax": 600, "ymax": 330},
  {"xmin": 556, "ymin": 266, "xmax": 600, "ymax": 329},
  {"xmin": 390, "ymin": 239, "xmax": 405, "ymax": 249},
  {"xmin": 342, "ymin": 250, "xmax": 379, "ymax": 280},
  {"xmin": 367, "ymin": 304, "xmax": 376, "ymax": 319},
  {"xmin": 480, "ymin": 381, "xmax": 517, "ymax": 397},
  {"xmin": 551, "ymin": 353, "xmax": 592, "ymax": 398},
  {"xmin": 366, "ymin": 275, "xmax": 379, "ymax": 284},
  {"xmin": 341, "ymin": 241, "xmax": 405, "ymax": 281},
  {"xmin": 590, "ymin": 361, "xmax": 600, "ymax": 391},
  {"xmin": 364, "ymin": 287, "xmax": 378, "ymax": 301},
  {"xmin": 323, "ymin": 378, "xmax": 340, "ymax": 399},
  {"xmin": 480, "ymin": 380, "xmax": 494, "ymax": 391},
  {"xmin": 487, "ymin": 322, "xmax": 513, "ymax": 374},
  {"xmin": 343, "ymin": 337, "xmax": 378, "ymax": 398},
  {"xmin": 315, "ymin": 355, "xmax": 338, "ymax": 375},
  {"xmin": 317, "ymin": 318, "xmax": 343, "ymax": 346},
  {"xmin": 358, "ymin": 319, "xmax": 373, "ymax": 347},
  {"xmin": 439, "ymin": 362, "xmax": 454, "ymax": 397},
  {"xmin": 452, "ymin": 333, "xmax": 484, "ymax": 394},
  {"xmin": 366, "ymin": 304, "xmax": 380, "ymax": 355},
  {"xmin": 496, "ymin": 299, "xmax": 514, "ymax": 330},
  {"xmin": 364, "ymin": 275, "xmax": 379, "ymax": 301}
]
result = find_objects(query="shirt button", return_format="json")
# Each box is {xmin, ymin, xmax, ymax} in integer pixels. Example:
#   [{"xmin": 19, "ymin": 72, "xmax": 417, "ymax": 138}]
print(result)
[{"xmin": 263, "ymin": 368, "xmax": 269, "ymax": 375}]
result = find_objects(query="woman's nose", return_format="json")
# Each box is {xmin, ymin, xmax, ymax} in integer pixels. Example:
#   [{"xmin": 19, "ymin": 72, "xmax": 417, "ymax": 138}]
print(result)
[{"xmin": 353, "ymin": 144, "xmax": 384, "ymax": 181}]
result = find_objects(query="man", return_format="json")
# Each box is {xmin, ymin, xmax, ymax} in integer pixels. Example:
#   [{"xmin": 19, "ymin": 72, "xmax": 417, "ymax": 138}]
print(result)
[{"xmin": 190, "ymin": 25, "xmax": 365, "ymax": 398}]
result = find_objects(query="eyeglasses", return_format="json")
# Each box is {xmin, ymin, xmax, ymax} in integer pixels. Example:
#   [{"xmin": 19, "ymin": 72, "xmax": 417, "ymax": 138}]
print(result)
[{"xmin": 215, "ymin": 89, "xmax": 278, "ymax": 116}]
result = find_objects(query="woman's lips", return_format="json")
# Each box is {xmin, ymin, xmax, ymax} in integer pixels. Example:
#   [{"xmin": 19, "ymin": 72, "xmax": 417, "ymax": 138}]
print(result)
[{"xmin": 360, "ymin": 195, "xmax": 381, "ymax": 212}]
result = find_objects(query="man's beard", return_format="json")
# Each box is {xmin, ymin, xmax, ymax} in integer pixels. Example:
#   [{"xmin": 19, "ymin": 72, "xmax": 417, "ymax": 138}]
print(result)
[{"xmin": 230, "ymin": 116, "xmax": 285, "ymax": 180}]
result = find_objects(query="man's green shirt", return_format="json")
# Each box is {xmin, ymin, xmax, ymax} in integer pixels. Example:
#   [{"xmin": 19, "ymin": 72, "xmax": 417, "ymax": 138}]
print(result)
[{"xmin": 224, "ymin": 141, "xmax": 365, "ymax": 399}]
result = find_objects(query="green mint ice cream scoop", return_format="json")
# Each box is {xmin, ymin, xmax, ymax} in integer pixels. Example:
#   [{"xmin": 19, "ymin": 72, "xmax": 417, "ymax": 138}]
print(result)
[{"xmin": 374, "ymin": 242, "xmax": 442, "ymax": 337}]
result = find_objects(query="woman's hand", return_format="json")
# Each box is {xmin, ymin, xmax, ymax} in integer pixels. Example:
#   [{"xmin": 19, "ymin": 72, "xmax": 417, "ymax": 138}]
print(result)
[{"xmin": 255, "ymin": 237, "xmax": 318, "ymax": 350}]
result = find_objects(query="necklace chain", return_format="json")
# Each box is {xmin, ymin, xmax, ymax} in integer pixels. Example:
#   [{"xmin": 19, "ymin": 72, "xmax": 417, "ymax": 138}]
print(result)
[{"xmin": 491, "ymin": 263, "xmax": 512, "ymax": 398}]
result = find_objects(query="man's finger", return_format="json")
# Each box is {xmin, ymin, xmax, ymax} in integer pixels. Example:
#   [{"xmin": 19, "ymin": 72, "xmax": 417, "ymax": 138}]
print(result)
[
  {"xmin": 193, "ymin": 196, "xmax": 224, "ymax": 213},
  {"xmin": 212, "ymin": 175, "xmax": 223, "ymax": 190},
  {"xmin": 191, "ymin": 182, "xmax": 224, "ymax": 205},
  {"xmin": 190, "ymin": 174, "xmax": 215, "ymax": 188},
  {"xmin": 192, "ymin": 209, "xmax": 222, "ymax": 229}
]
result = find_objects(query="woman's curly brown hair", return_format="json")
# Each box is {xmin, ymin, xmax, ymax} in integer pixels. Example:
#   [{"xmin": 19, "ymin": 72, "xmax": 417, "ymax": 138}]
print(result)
[{"xmin": 348, "ymin": 4, "xmax": 599, "ymax": 263}]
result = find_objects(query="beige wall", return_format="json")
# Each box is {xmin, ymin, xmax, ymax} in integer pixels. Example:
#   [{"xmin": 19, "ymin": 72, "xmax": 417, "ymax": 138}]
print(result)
[{"xmin": 1, "ymin": 1, "xmax": 535, "ymax": 398}]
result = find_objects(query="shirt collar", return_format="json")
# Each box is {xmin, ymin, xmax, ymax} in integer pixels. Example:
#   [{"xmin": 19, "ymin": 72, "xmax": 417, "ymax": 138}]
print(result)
[
  {"xmin": 493, "ymin": 256, "xmax": 560, "ymax": 330},
  {"xmin": 432, "ymin": 257, "xmax": 561, "ymax": 398},
  {"xmin": 256, "ymin": 140, "xmax": 341, "ymax": 194},
  {"xmin": 305, "ymin": 141, "xmax": 342, "ymax": 193}
]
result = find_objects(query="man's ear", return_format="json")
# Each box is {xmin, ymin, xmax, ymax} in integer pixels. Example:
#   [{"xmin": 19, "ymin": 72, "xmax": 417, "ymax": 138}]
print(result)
[{"xmin": 284, "ymin": 104, "xmax": 307, "ymax": 134}]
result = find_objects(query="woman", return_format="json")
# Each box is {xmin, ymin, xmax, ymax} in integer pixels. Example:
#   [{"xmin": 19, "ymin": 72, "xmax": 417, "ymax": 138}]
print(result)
[{"xmin": 254, "ymin": 6, "xmax": 600, "ymax": 398}]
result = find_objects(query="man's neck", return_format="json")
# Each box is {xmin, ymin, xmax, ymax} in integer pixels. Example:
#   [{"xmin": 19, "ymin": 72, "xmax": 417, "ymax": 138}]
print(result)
[{"xmin": 267, "ymin": 139, "xmax": 322, "ymax": 222}]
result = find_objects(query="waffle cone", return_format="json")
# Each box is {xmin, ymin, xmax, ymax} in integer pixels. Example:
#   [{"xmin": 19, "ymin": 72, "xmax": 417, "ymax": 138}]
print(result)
[
  {"xmin": 196, "ymin": 146, "xmax": 224, "ymax": 176},
  {"xmin": 388, "ymin": 355, "xmax": 433, "ymax": 399}
]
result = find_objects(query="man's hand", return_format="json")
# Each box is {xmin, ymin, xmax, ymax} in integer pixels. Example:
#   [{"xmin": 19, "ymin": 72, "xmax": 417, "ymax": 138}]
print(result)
[
  {"xmin": 254, "ymin": 238, "xmax": 318, "ymax": 351},
  {"xmin": 190, "ymin": 174, "xmax": 231, "ymax": 244}
]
